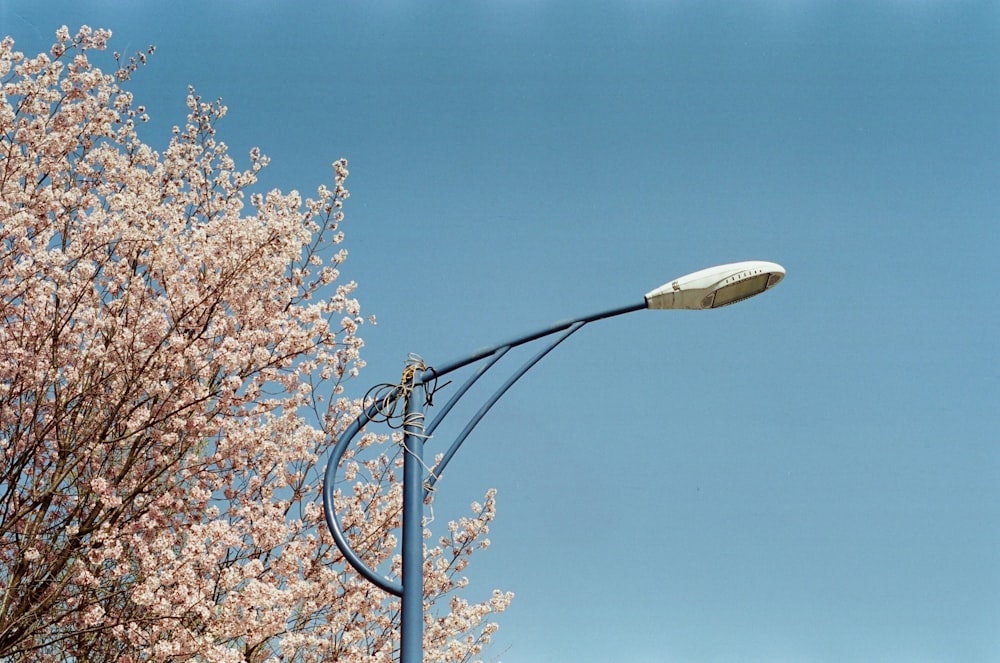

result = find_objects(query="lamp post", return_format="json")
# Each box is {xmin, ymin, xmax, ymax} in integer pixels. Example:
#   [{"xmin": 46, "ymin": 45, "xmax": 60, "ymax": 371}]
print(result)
[{"xmin": 322, "ymin": 260, "xmax": 785, "ymax": 663}]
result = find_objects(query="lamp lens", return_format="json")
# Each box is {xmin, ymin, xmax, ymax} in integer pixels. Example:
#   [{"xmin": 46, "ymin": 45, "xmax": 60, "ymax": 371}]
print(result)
[{"xmin": 711, "ymin": 273, "xmax": 772, "ymax": 308}]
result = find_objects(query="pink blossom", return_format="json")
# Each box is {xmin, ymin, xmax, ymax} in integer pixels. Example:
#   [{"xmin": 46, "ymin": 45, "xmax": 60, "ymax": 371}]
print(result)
[{"xmin": 0, "ymin": 26, "xmax": 508, "ymax": 663}]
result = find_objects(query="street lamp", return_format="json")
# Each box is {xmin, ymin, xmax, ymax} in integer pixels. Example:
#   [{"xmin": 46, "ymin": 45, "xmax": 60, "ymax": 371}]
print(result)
[{"xmin": 322, "ymin": 260, "xmax": 785, "ymax": 663}]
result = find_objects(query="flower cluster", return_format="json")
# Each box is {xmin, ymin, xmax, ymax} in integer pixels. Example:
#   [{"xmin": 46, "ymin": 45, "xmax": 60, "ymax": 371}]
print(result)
[{"xmin": 0, "ymin": 27, "xmax": 508, "ymax": 662}]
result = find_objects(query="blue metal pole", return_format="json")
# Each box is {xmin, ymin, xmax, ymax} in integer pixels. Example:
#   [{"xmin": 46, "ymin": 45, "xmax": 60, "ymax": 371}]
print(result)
[
  {"xmin": 321, "ymin": 265, "xmax": 785, "ymax": 658},
  {"xmin": 322, "ymin": 299, "xmax": 650, "ymax": 663},
  {"xmin": 400, "ymin": 393, "xmax": 425, "ymax": 663}
]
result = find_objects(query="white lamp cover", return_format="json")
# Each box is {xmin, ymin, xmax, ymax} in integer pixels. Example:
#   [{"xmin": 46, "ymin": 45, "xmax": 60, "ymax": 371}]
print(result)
[{"xmin": 645, "ymin": 260, "xmax": 785, "ymax": 310}]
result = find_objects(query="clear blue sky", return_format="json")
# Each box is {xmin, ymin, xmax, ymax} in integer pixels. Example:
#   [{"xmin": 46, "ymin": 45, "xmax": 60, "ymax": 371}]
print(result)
[{"xmin": 5, "ymin": 1, "xmax": 999, "ymax": 661}]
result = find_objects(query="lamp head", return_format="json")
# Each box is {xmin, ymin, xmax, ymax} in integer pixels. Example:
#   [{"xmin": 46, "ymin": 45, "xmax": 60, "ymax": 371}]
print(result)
[{"xmin": 645, "ymin": 260, "xmax": 785, "ymax": 310}]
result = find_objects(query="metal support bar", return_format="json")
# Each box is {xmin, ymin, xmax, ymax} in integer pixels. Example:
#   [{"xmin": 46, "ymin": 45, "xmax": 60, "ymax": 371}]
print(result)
[
  {"xmin": 400, "ymin": 394, "xmax": 426, "ymax": 663},
  {"xmin": 424, "ymin": 321, "xmax": 585, "ymax": 495},
  {"xmin": 415, "ymin": 301, "xmax": 647, "ymax": 385},
  {"xmin": 322, "ymin": 298, "xmax": 649, "ymax": 663},
  {"xmin": 322, "ymin": 401, "xmax": 404, "ymax": 597}
]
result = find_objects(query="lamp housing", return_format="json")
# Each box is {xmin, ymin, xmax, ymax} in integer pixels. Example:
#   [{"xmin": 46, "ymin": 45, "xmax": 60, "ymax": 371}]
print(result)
[{"xmin": 645, "ymin": 260, "xmax": 785, "ymax": 310}]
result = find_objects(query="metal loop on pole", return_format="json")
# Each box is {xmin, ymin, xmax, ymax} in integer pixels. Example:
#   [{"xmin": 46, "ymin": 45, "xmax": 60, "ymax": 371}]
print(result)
[
  {"xmin": 322, "ymin": 354, "xmax": 453, "ymax": 597},
  {"xmin": 322, "ymin": 409, "xmax": 404, "ymax": 597}
]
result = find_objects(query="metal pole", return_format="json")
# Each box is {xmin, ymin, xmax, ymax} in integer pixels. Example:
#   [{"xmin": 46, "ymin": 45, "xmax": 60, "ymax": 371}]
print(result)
[
  {"xmin": 323, "ymin": 300, "xmax": 650, "ymax": 663},
  {"xmin": 399, "ymin": 392, "xmax": 425, "ymax": 663},
  {"xmin": 322, "ymin": 267, "xmax": 784, "ymax": 660}
]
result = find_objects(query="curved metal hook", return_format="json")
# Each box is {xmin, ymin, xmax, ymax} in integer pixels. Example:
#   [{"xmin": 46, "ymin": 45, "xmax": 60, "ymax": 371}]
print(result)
[{"xmin": 322, "ymin": 400, "xmax": 405, "ymax": 597}]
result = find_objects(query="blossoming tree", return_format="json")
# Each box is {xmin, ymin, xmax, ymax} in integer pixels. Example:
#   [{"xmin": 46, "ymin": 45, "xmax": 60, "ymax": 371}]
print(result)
[{"xmin": 0, "ymin": 27, "xmax": 510, "ymax": 662}]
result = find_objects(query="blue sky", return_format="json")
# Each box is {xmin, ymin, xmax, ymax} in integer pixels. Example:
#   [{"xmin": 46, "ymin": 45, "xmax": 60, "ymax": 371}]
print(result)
[{"xmin": 5, "ymin": 1, "xmax": 999, "ymax": 661}]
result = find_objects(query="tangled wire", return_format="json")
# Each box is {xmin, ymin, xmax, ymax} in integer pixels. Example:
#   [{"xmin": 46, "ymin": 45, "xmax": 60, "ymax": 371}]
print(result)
[
  {"xmin": 363, "ymin": 354, "xmax": 450, "ymax": 506},
  {"xmin": 363, "ymin": 354, "xmax": 446, "ymax": 430}
]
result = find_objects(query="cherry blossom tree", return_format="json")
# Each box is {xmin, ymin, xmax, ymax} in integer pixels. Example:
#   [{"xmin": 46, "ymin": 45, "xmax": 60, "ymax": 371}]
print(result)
[{"xmin": 0, "ymin": 26, "xmax": 510, "ymax": 662}]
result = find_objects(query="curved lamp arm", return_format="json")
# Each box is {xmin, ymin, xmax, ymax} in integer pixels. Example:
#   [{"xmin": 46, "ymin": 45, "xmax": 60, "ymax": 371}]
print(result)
[
  {"xmin": 320, "ymin": 260, "xmax": 785, "ymax": 663},
  {"xmin": 320, "ymin": 300, "xmax": 646, "ymax": 595}
]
